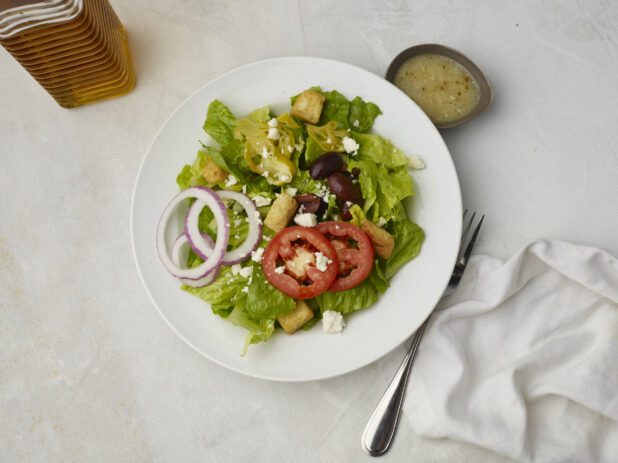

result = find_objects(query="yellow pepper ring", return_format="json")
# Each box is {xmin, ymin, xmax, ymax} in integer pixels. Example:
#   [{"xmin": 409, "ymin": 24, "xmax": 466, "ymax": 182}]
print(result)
[
  {"xmin": 236, "ymin": 114, "xmax": 298, "ymax": 185},
  {"xmin": 306, "ymin": 120, "xmax": 349, "ymax": 152}
]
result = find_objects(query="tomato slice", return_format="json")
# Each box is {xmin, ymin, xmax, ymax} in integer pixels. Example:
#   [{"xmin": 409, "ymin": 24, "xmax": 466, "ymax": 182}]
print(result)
[
  {"xmin": 262, "ymin": 226, "xmax": 339, "ymax": 299},
  {"xmin": 315, "ymin": 222, "xmax": 374, "ymax": 292}
]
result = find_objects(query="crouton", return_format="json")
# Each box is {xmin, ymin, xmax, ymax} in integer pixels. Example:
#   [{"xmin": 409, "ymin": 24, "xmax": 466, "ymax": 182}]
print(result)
[
  {"xmin": 361, "ymin": 219, "xmax": 395, "ymax": 259},
  {"xmin": 202, "ymin": 158, "xmax": 228, "ymax": 184},
  {"xmin": 264, "ymin": 193, "xmax": 298, "ymax": 232},
  {"xmin": 277, "ymin": 300, "xmax": 314, "ymax": 334},
  {"xmin": 290, "ymin": 90, "xmax": 325, "ymax": 124}
]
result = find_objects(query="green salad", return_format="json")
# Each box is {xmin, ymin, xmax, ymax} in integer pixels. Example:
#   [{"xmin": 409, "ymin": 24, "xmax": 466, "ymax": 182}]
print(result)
[{"xmin": 164, "ymin": 87, "xmax": 425, "ymax": 353}]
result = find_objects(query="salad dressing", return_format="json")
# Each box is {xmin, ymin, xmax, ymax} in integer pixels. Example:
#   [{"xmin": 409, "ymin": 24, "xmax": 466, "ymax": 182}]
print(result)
[{"xmin": 394, "ymin": 54, "xmax": 480, "ymax": 124}]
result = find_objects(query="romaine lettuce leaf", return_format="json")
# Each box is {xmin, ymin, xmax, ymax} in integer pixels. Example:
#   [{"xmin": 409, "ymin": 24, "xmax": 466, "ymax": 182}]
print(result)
[
  {"xmin": 315, "ymin": 263, "xmax": 389, "ymax": 315},
  {"xmin": 319, "ymin": 89, "xmax": 352, "ymax": 128},
  {"xmin": 288, "ymin": 169, "xmax": 327, "ymax": 195},
  {"xmin": 199, "ymin": 140, "xmax": 251, "ymax": 184},
  {"xmin": 203, "ymin": 100, "xmax": 236, "ymax": 146},
  {"xmin": 181, "ymin": 266, "xmax": 249, "ymax": 317},
  {"xmin": 176, "ymin": 150, "xmax": 208, "ymax": 191},
  {"xmin": 290, "ymin": 87, "xmax": 381, "ymax": 132},
  {"xmin": 246, "ymin": 265, "xmax": 296, "ymax": 320},
  {"xmin": 348, "ymin": 133, "xmax": 415, "ymax": 220},
  {"xmin": 221, "ymin": 139, "xmax": 250, "ymax": 175},
  {"xmin": 241, "ymin": 319, "xmax": 275, "ymax": 355},
  {"xmin": 248, "ymin": 105, "xmax": 272, "ymax": 123},
  {"xmin": 355, "ymin": 132, "xmax": 408, "ymax": 169},
  {"xmin": 181, "ymin": 261, "xmax": 286, "ymax": 355},
  {"xmin": 348, "ymin": 97, "xmax": 382, "ymax": 133},
  {"xmin": 225, "ymin": 296, "xmax": 276, "ymax": 356},
  {"xmin": 303, "ymin": 137, "xmax": 325, "ymax": 165},
  {"xmin": 385, "ymin": 210, "xmax": 425, "ymax": 279}
]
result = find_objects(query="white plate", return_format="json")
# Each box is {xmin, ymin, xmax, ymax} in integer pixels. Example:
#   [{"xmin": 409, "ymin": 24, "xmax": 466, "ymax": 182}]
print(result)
[{"xmin": 131, "ymin": 57, "xmax": 462, "ymax": 382}]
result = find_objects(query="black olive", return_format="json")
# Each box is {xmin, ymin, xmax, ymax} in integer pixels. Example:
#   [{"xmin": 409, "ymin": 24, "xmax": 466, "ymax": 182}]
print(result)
[
  {"xmin": 294, "ymin": 194, "xmax": 321, "ymax": 214},
  {"xmin": 340, "ymin": 201, "xmax": 353, "ymax": 221},
  {"xmin": 309, "ymin": 152, "xmax": 344, "ymax": 180},
  {"xmin": 327, "ymin": 172, "xmax": 362, "ymax": 204}
]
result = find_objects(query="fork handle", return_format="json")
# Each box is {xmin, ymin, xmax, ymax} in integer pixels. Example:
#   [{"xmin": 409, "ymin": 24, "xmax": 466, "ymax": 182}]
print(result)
[{"xmin": 361, "ymin": 318, "xmax": 429, "ymax": 456}]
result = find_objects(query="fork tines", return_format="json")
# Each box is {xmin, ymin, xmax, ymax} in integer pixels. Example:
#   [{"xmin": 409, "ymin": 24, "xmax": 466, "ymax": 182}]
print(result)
[{"xmin": 458, "ymin": 209, "xmax": 485, "ymax": 267}]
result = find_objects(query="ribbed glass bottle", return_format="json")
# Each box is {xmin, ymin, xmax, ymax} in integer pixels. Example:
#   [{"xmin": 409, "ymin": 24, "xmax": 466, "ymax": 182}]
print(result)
[{"xmin": 0, "ymin": 0, "xmax": 135, "ymax": 108}]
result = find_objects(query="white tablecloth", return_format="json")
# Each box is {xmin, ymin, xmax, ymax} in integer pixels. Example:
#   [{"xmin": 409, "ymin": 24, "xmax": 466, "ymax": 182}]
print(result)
[{"xmin": 1, "ymin": 1, "xmax": 616, "ymax": 461}]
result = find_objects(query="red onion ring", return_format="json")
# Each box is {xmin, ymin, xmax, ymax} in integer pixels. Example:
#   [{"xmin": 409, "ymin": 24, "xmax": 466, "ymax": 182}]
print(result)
[
  {"xmin": 156, "ymin": 186, "xmax": 229, "ymax": 280},
  {"xmin": 171, "ymin": 232, "xmax": 220, "ymax": 287},
  {"xmin": 185, "ymin": 190, "xmax": 263, "ymax": 265}
]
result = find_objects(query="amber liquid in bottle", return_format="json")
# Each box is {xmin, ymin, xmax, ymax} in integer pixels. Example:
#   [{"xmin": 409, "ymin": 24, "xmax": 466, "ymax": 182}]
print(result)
[{"xmin": 0, "ymin": 0, "xmax": 135, "ymax": 108}]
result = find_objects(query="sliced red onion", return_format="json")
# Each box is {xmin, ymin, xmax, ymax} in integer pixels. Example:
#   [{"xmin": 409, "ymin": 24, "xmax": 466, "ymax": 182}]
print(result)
[
  {"xmin": 156, "ymin": 186, "xmax": 229, "ymax": 280},
  {"xmin": 185, "ymin": 190, "xmax": 263, "ymax": 265},
  {"xmin": 171, "ymin": 232, "xmax": 220, "ymax": 287}
]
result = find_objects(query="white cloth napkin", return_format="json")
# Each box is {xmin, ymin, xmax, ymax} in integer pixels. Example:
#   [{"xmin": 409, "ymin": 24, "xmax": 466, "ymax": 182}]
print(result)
[{"xmin": 403, "ymin": 239, "xmax": 618, "ymax": 463}]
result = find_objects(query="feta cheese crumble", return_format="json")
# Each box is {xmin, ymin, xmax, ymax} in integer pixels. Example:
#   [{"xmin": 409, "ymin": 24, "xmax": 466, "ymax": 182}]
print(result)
[
  {"xmin": 322, "ymin": 310, "xmax": 345, "ymax": 333},
  {"xmin": 225, "ymin": 174, "xmax": 238, "ymax": 187},
  {"xmin": 267, "ymin": 118, "xmax": 278, "ymax": 127},
  {"xmin": 294, "ymin": 212, "xmax": 317, "ymax": 227},
  {"xmin": 251, "ymin": 247, "xmax": 264, "ymax": 263},
  {"xmin": 285, "ymin": 187, "xmax": 298, "ymax": 197},
  {"xmin": 239, "ymin": 266, "xmax": 253, "ymax": 279},
  {"xmin": 231, "ymin": 264, "xmax": 242, "ymax": 276},
  {"xmin": 274, "ymin": 266, "xmax": 286, "ymax": 275},
  {"xmin": 267, "ymin": 127, "xmax": 280, "ymax": 140},
  {"xmin": 353, "ymin": 119, "xmax": 360, "ymax": 128},
  {"xmin": 252, "ymin": 195, "xmax": 272, "ymax": 207},
  {"xmin": 314, "ymin": 252, "xmax": 332, "ymax": 272},
  {"xmin": 408, "ymin": 155, "xmax": 426, "ymax": 170},
  {"xmin": 377, "ymin": 217, "xmax": 387, "ymax": 227},
  {"xmin": 342, "ymin": 136, "xmax": 360, "ymax": 155}
]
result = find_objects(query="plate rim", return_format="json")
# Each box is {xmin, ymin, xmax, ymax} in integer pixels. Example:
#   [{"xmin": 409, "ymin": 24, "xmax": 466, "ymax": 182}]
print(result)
[{"xmin": 130, "ymin": 55, "xmax": 462, "ymax": 382}]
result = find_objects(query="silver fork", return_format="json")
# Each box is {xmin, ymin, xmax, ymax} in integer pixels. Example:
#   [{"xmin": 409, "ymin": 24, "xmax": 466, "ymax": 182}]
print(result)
[{"xmin": 362, "ymin": 210, "xmax": 485, "ymax": 456}]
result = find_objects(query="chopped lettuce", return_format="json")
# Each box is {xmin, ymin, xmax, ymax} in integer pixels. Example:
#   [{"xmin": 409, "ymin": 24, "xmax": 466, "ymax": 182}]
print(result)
[
  {"xmin": 385, "ymin": 205, "xmax": 425, "ymax": 279},
  {"xmin": 221, "ymin": 139, "xmax": 251, "ymax": 175},
  {"xmin": 248, "ymin": 105, "xmax": 272, "ymax": 123},
  {"xmin": 176, "ymin": 150, "xmax": 208, "ymax": 191},
  {"xmin": 348, "ymin": 133, "xmax": 415, "ymax": 221},
  {"xmin": 348, "ymin": 203, "xmax": 424, "ymax": 280},
  {"xmin": 303, "ymin": 137, "xmax": 325, "ymax": 165},
  {"xmin": 182, "ymin": 261, "xmax": 294, "ymax": 355},
  {"xmin": 354, "ymin": 132, "xmax": 408, "ymax": 169},
  {"xmin": 316, "ymin": 262, "xmax": 389, "ymax": 315},
  {"xmin": 203, "ymin": 100, "xmax": 236, "ymax": 146},
  {"xmin": 181, "ymin": 266, "xmax": 248, "ymax": 317},
  {"xmin": 199, "ymin": 141, "xmax": 250, "ymax": 184},
  {"xmin": 241, "ymin": 319, "xmax": 275, "ymax": 355},
  {"xmin": 348, "ymin": 96, "xmax": 383, "ymax": 133},
  {"xmin": 246, "ymin": 266, "xmax": 296, "ymax": 320},
  {"xmin": 291, "ymin": 87, "xmax": 382, "ymax": 131}
]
